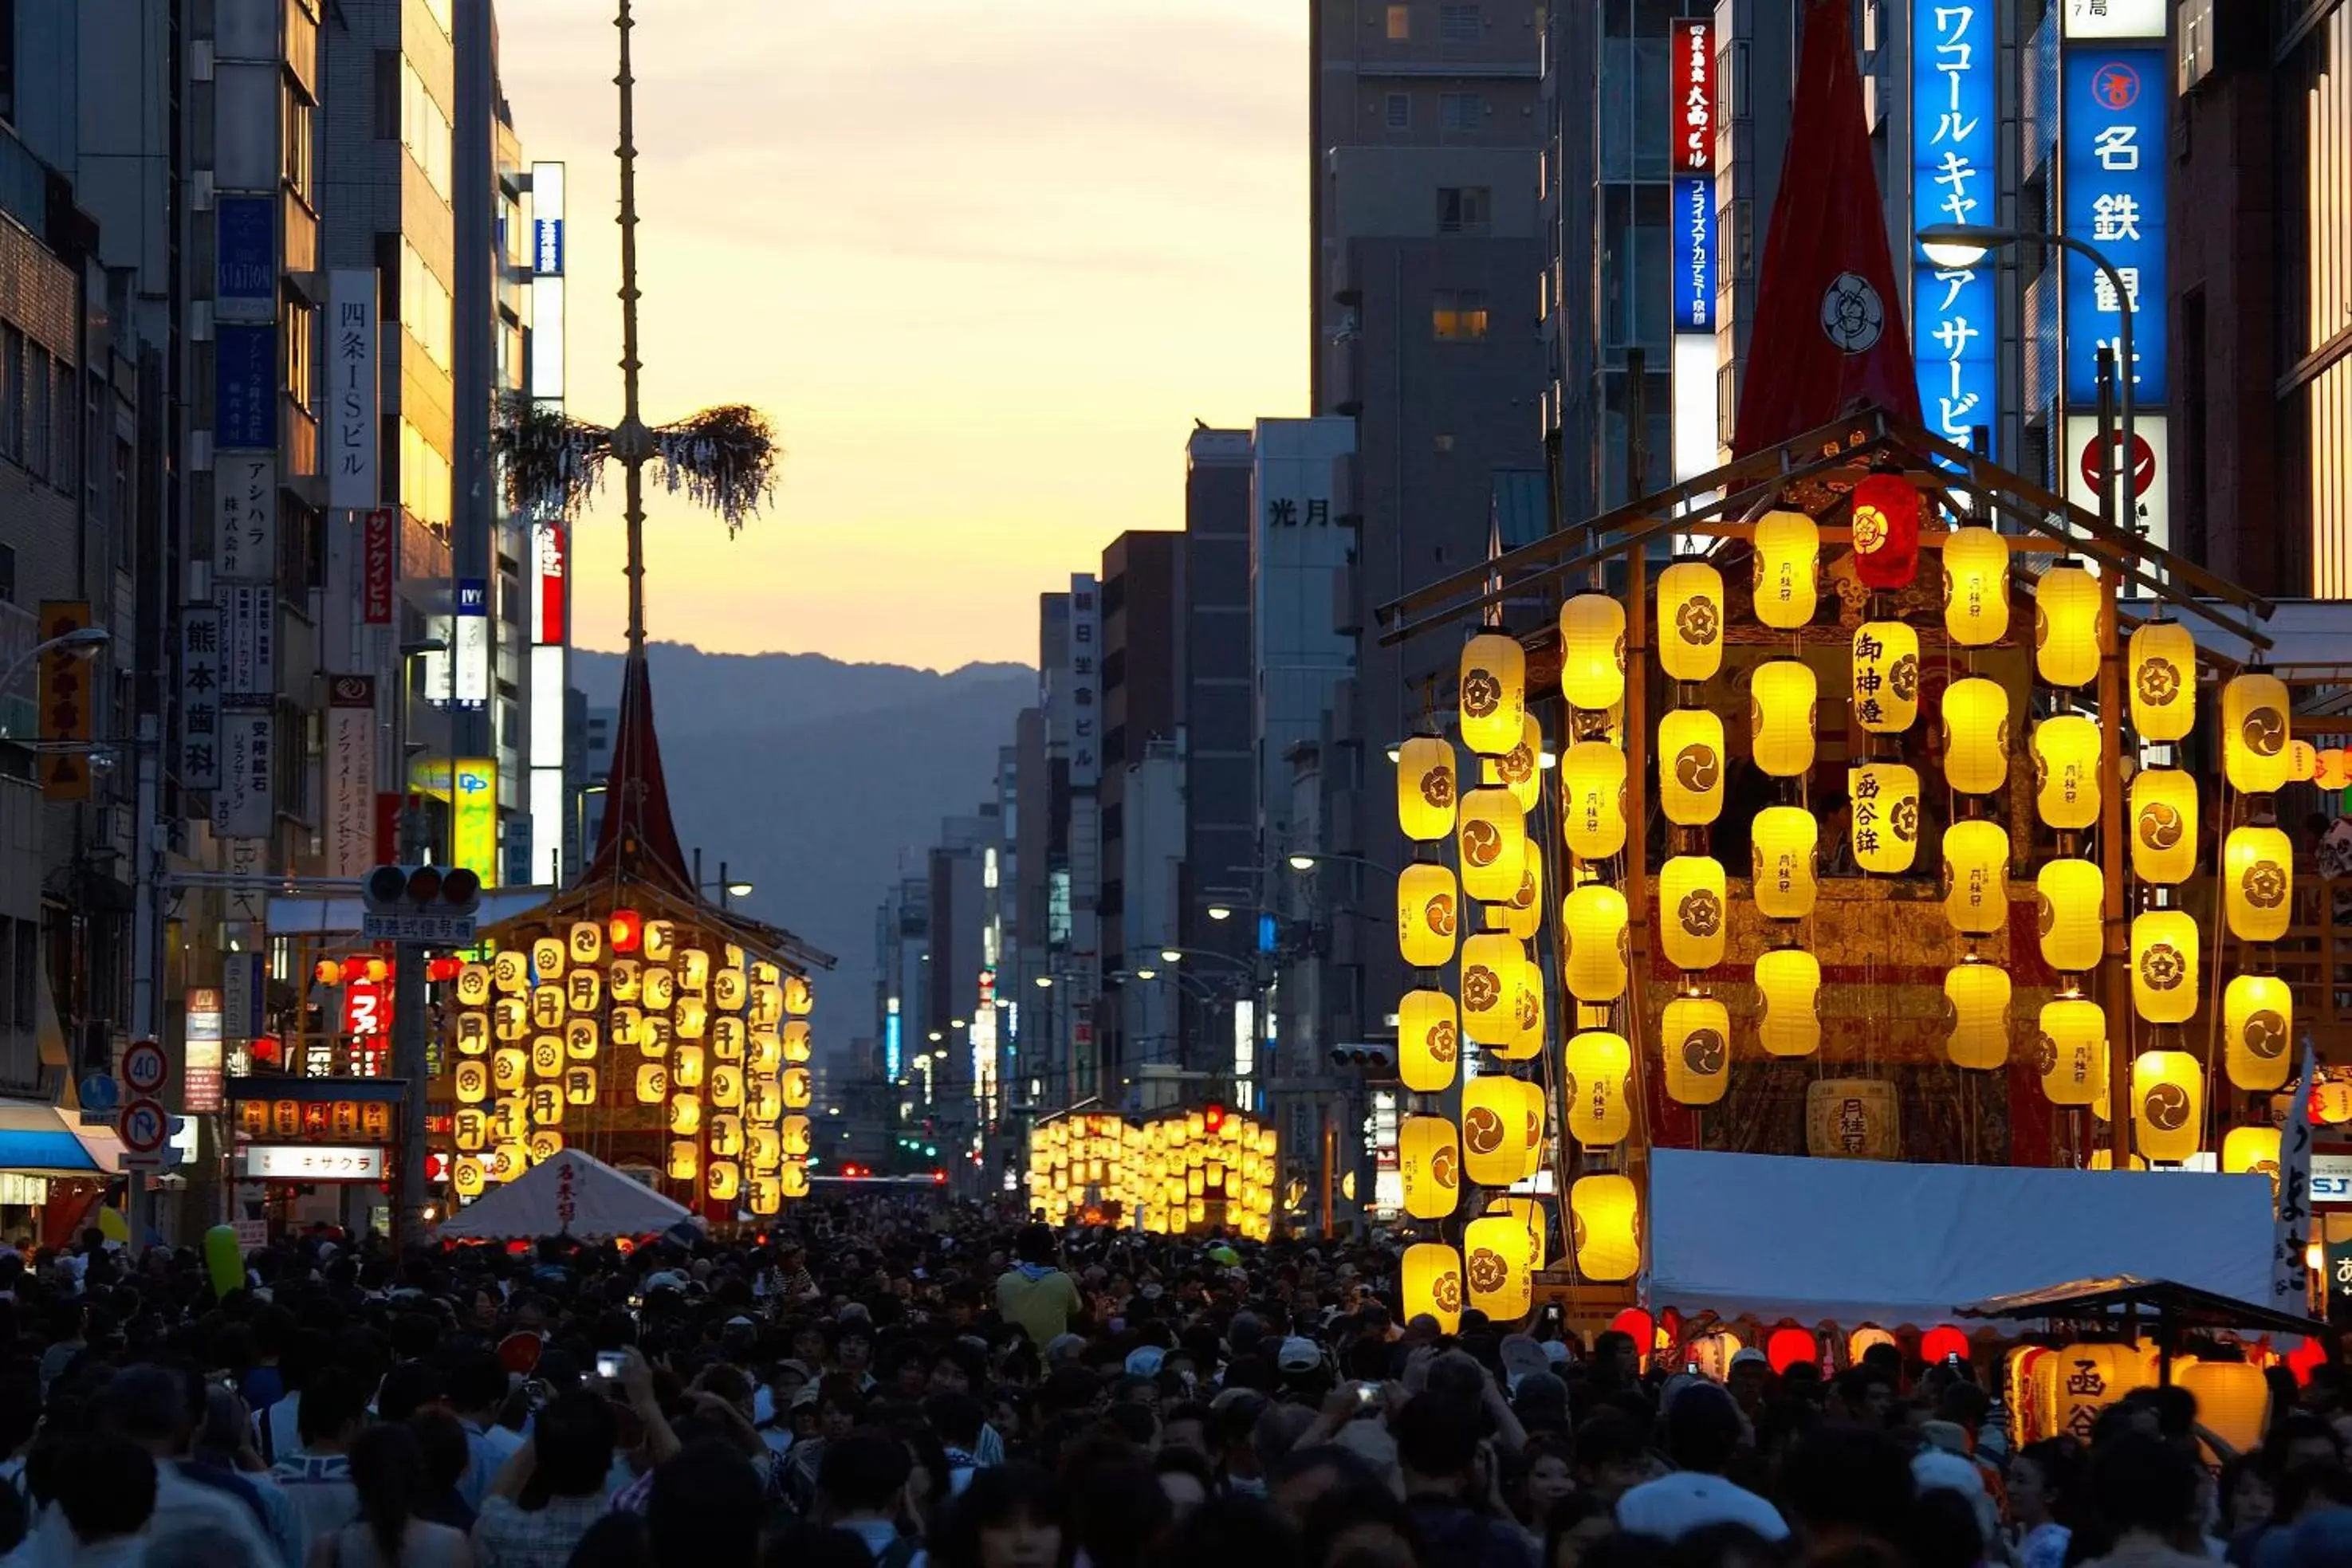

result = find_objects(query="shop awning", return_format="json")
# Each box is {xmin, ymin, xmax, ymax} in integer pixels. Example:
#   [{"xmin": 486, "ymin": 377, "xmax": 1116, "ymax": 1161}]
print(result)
[
  {"xmin": 0, "ymin": 1098, "xmax": 122, "ymax": 1177},
  {"xmin": 1647, "ymin": 1149, "xmax": 2275, "ymax": 1330}
]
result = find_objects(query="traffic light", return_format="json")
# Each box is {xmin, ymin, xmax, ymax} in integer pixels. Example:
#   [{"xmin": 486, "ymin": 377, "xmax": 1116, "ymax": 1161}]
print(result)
[
  {"xmin": 1331, "ymin": 1041, "xmax": 1398, "ymax": 1073},
  {"xmin": 364, "ymin": 863, "xmax": 482, "ymax": 914}
]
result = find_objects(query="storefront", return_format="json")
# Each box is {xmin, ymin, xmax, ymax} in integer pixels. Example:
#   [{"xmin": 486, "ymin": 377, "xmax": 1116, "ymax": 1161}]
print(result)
[
  {"xmin": 0, "ymin": 1097, "xmax": 125, "ymax": 1249},
  {"xmin": 226, "ymin": 1078, "xmax": 404, "ymax": 1240}
]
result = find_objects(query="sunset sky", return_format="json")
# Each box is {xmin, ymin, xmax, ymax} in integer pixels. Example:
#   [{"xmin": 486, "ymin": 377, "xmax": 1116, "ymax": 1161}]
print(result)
[{"xmin": 496, "ymin": 0, "xmax": 1307, "ymax": 671}]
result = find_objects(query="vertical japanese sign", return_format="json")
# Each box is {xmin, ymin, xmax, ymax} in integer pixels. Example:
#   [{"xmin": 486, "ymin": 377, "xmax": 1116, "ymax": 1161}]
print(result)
[
  {"xmin": 214, "ymin": 325, "xmax": 274, "ymax": 450},
  {"xmin": 179, "ymin": 605, "xmax": 223, "ymax": 790},
  {"xmin": 1911, "ymin": 0, "xmax": 1998, "ymax": 454},
  {"xmin": 2275, "ymin": 1048, "xmax": 2317, "ymax": 1303},
  {"xmin": 187, "ymin": 975, "xmax": 234, "ymax": 1113},
  {"xmin": 214, "ymin": 713, "xmax": 275, "ymax": 838},
  {"xmin": 214, "ymin": 452, "xmax": 276, "ymax": 582},
  {"xmin": 37, "ymin": 601, "xmax": 93, "ymax": 800},
  {"xmin": 532, "ymin": 523, "xmax": 567, "ymax": 643},
  {"xmin": 214, "ymin": 584, "xmax": 277, "ymax": 705},
  {"xmin": 363, "ymin": 509, "xmax": 396, "ymax": 624},
  {"xmin": 454, "ymin": 579, "xmax": 490, "ymax": 708},
  {"xmin": 328, "ymin": 269, "xmax": 380, "ymax": 509},
  {"xmin": 326, "ymin": 675, "xmax": 377, "ymax": 877},
  {"xmin": 1669, "ymin": 18, "xmax": 1716, "ymax": 334},
  {"xmin": 2062, "ymin": 45, "xmax": 2168, "ymax": 406},
  {"xmin": 214, "ymin": 197, "xmax": 276, "ymax": 324},
  {"xmin": 1066, "ymin": 574, "xmax": 1098, "ymax": 790},
  {"xmin": 452, "ymin": 757, "xmax": 498, "ymax": 887}
]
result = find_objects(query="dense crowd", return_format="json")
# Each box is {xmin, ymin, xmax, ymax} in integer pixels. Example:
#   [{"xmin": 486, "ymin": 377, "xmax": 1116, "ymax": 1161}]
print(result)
[{"xmin": 0, "ymin": 1201, "xmax": 2349, "ymax": 1568}]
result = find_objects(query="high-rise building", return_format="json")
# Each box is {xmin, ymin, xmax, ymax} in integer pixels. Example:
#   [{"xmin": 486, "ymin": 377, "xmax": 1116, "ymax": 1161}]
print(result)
[{"xmin": 1097, "ymin": 530, "xmax": 1181, "ymax": 1094}]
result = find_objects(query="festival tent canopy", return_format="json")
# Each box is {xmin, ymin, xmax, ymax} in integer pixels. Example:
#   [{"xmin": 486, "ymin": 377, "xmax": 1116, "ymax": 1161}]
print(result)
[
  {"xmin": 435, "ymin": 1148, "xmax": 690, "ymax": 1241},
  {"xmin": 1646, "ymin": 1149, "xmax": 2275, "ymax": 1330},
  {"xmin": 0, "ymin": 1098, "xmax": 124, "ymax": 1177}
]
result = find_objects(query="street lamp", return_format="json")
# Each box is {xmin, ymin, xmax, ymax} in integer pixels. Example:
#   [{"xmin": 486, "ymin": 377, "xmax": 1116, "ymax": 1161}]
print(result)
[
  {"xmin": 1034, "ymin": 974, "xmax": 1053, "ymax": 988},
  {"xmin": 1917, "ymin": 223, "xmax": 2139, "ymax": 536},
  {"xmin": 1284, "ymin": 851, "xmax": 1402, "ymax": 879},
  {"xmin": 1205, "ymin": 905, "xmax": 1233, "ymax": 921},
  {"xmin": 0, "ymin": 623, "xmax": 109, "ymax": 698}
]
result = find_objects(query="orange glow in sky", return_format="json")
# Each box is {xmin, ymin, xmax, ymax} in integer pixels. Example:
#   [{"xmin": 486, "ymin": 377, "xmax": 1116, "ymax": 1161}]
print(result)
[{"xmin": 498, "ymin": 0, "xmax": 1307, "ymax": 670}]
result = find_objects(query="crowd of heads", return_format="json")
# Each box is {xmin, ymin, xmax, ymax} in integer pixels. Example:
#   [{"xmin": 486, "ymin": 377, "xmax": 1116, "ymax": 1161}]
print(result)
[{"xmin": 0, "ymin": 1202, "xmax": 2347, "ymax": 1568}]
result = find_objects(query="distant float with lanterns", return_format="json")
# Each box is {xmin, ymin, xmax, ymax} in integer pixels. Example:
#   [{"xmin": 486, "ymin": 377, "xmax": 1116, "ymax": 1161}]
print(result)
[{"xmin": 1371, "ymin": 405, "xmax": 2352, "ymax": 1370}]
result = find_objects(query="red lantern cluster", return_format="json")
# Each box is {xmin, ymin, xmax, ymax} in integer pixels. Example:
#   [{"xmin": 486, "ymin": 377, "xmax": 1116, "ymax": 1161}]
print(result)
[{"xmin": 1849, "ymin": 473, "xmax": 1921, "ymax": 590}]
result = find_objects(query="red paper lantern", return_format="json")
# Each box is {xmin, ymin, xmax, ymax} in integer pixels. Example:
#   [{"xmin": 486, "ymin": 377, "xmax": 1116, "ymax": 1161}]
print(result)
[
  {"xmin": 1921, "ymin": 1326, "xmax": 1971, "ymax": 1365},
  {"xmin": 1849, "ymin": 474, "xmax": 1921, "ymax": 590},
  {"xmin": 1767, "ymin": 1326, "xmax": 1818, "ymax": 1373},
  {"xmin": 1609, "ymin": 1307, "xmax": 1655, "ymax": 1366},
  {"xmin": 609, "ymin": 908, "xmax": 643, "ymax": 953},
  {"xmin": 2287, "ymin": 1334, "xmax": 2328, "ymax": 1386}
]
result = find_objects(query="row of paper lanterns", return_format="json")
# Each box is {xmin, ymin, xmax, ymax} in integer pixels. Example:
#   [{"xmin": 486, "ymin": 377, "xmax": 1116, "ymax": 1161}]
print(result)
[{"xmin": 1026, "ymin": 1110, "xmax": 1276, "ymax": 1238}]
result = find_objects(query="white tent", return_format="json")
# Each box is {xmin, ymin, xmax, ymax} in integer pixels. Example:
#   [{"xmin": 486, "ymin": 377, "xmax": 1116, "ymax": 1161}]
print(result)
[
  {"xmin": 1646, "ymin": 1149, "xmax": 2275, "ymax": 1329},
  {"xmin": 436, "ymin": 1149, "xmax": 690, "ymax": 1242}
]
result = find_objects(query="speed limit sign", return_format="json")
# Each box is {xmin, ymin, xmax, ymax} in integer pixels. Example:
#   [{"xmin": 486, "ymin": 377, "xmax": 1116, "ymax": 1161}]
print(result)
[{"xmin": 120, "ymin": 1039, "xmax": 167, "ymax": 1098}]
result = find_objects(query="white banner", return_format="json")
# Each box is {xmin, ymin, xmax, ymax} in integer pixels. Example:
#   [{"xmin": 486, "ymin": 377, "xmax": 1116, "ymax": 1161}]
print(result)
[
  {"xmin": 2276, "ymin": 1047, "xmax": 2317, "ymax": 1306},
  {"xmin": 328, "ymin": 269, "xmax": 380, "ymax": 510},
  {"xmin": 325, "ymin": 675, "xmax": 377, "ymax": 877},
  {"xmin": 178, "ymin": 605, "xmax": 223, "ymax": 790},
  {"xmin": 214, "ymin": 584, "xmax": 276, "ymax": 705},
  {"xmin": 214, "ymin": 450, "xmax": 277, "ymax": 581},
  {"xmin": 213, "ymin": 712, "xmax": 274, "ymax": 838}
]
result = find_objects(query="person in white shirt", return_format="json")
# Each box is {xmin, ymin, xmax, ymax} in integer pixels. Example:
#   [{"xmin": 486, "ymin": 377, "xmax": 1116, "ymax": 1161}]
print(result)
[
  {"xmin": 92, "ymin": 1366, "xmax": 282, "ymax": 1568},
  {"xmin": 1615, "ymin": 1383, "xmax": 1789, "ymax": 1544}
]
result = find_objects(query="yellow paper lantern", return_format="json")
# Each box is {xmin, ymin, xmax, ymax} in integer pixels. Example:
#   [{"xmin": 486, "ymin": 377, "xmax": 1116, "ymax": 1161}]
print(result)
[
  {"xmin": 2037, "ymin": 997, "xmax": 2107, "ymax": 1106},
  {"xmin": 708, "ymin": 1114, "xmax": 744, "ymax": 1158},
  {"xmin": 2031, "ymin": 716, "xmax": 2102, "ymax": 831},
  {"xmin": 2292, "ymin": 739, "xmax": 2320, "ymax": 782},
  {"xmin": 2129, "ymin": 768, "xmax": 2199, "ymax": 885},
  {"xmin": 608, "ymin": 960, "xmax": 641, "ymax": 1003},
  {"xmin": 457, "ymin": 1012, "xmax": 490, "ymax": 1057},
  {"xmin": 643, "ymin": 966, "xmax": 676, "ymax": 1012},
  {"xmin": 1397, "ymin": 863, "xmax": 1460, "ymax": 969},
  {"xmin": 491, "ymin": 1047, "xmax": 527, "ymax": 1094},
  {"xmin": 1398, "ymin": 1115, "xmax": 1461, "ymax": 1220},
  {"xmin": 2223, "ymin": 1126, "xmax": 2282, "ymax": 1180},
  {"xmin": 1460, "ymin": 933, "xmax": 1526, "ymax": 1047},
  {"xmin": 563, "ymin": 1066, "xmax": 597, "ymax": 1106},
  {"xmin": 1464, "ymin": 1212, "xmax": 1540, "ymax": 1320},
  {"xmin": 779, "ymin": 1164, "xmax": 809, "ymax": 1201},
  {"xmin": 667, "ymin": 1093, "xmax": 701, "ymax": 1136},
  {"xmin": 2046, "ymin": 1345, "xmax": 2147, "ymax": 1441},
  {"xmin": 2128, "ymin": 619, "xmax": 2197, "ymax": 741},
  {"xmin": 1942, "ymin": 525, "xmax": 2011, "ymax": 646},
  {"xmin": 1569, "ymin": 1174, "xmax": 1640, "ymax": 1282},
  {"xmin": 1459, "ymin": 631, "xmax": 1527, "ymax": 756},
  {"xmin": 1756, "ymin": 947, "xmax": 1821, "ymax": 1058},
  {"xmin": 566, "ymin": 969, "xmax": 603, "ymax": 1016},
  {"xmin": 1751, "ymin": 807, "xmax": 1819, "ymax": 919},
  {"xmin": 1805, "ymin": 1079, "xmax": 1900, "ymax": 1160},
  {"xmin": 1659, "ymin": 855, "xmax": 1727, "ymax": 971},
  {"xmin": 1396, "ymin": 735, "xmax": 1457, "ymax": 842},
  {"xmin": 2132, "ymin": 1048, "xmax": 2202, "ymax": 1163},
  {"xmin": 673, "ymin": 1043, "xmax": 706, "ymax": 1090},
  {"xmin": 1492, "ymin": 958, "xmax": 1547, "ymax": 1062},
  {"xmin": 781, "ymin": 1067, "xmax": 813, "ymax": 1110},
  {"xmin": 492, "ymin": 949, "xmax": 528, "ymax": 995},
  {"xmin": 529, "ymin": 936, "xmax": 565, "ymax": 982},
  {"xmin": 667, "ymin": 1140, "xmax": 699, "ymax": 1181},
  {"xmin": 1402, "ymin": 1243, "xmax": 1465, "ymax": 1333},
  {"xmin": 1461, "ymin": 1075, "xmax": 1543, "ymax": 1187},
  {"xmin": 710, "ymin": 1064, "xmax": 745, "ymax": 1110},
  {"xmin": 1457, "ymin": 786, "xmax": 1525, "ymax": 905},
  {"xmin": 2321, "ymin": 749, "xmax": 2352, "ymax": 791},
  {"xmin": 1942, "ymin": 819, "xmax": 2011, "ymax": 935},
  {"xmin": 454, "ymin": 1106, "xmax": 488, "ymax": 1152},
  {"xmin": 779, "ymin": 1020, "xmax": 812, "ymax": 1063},
  {"xmin": 1559, "ymin": 741, "xmax": 1628, "ymax": 860},
  {"xmin": 1563, "ymin": 1031, "xmax": 1631, "ymax": 1146},
  {"xmin": 784, "ymin": 973, "xmax": 813, "ymax": 1016},
  {"xmin": 2130, "ymin": 910, "xmax": 2200, "ymax": 1025},
  {"xmin": 2224, "ymin": 973, "xmax": 2293, "ymax": 1092},
  {"xmin": 2224, "ymin": 674, "xmax": 2293, "ymax": 795},
  {"xmin": 454, "ymin": 1060, "xmax": 489, "ymax": 1105},
  {"xmin": 1563, "ymin": 882, "xmax": 1630, "ymax": 1000},
  {"xmin": 778, "ymin": 1116, "xmax": 811, "ymax": 1158},
  {"xmin": 564, "ymin": 1018, "xmax": 599, "ymax": 1061},
  {"xmin": 452, "ymin": 1157, "xmax": 486, "ymax": 1199},
  {"xmin": 1662, "ymin": 994, "xmax": 1731, "ymax": 1106},
  {"xmin": 1941, "ymin": 677, "xmax": 2009, "ymax": 795},
  {"xmin": 1851, "ymin": 621, "xmax": 1920, "ymax": 734},
  {"xmin": 1946, "ymin": 960, "xmax": 2012, "ymax": 1070},
  {"xmin": 2224, "ymin": 825, "xmax": 2294, "ymax": 943},
  {"xmin": 2037, "ymin": 859, "xmax": 2104, "ymax": 975},
  {"xmin": 2179, "ymin": 1362, "xmax": 2269, "ymax": 1456},
  {"xmin": 529, "ymin": 984, "xmax": 564, "ymax": 1032},
  {"xmin": 1399, "ymin": 989, "xmax": 1461, "ymax": 1093},
  {"xmin": 643, "ymin": 919, "xmax": 676, "ymax": 963},
  {"xmin": 1658, "ymin": 708, "xmax": 1725, "ymax": 825},
  {"xmin": 2035, "ymin": 563, "xmax": 2104, "ymax": 688},
  {"xmin": 706, "ymin": 1161, "xmax": 741, "ymax": 1202},
  {"xmin": 1752, "ymin": 659, "xmax": 1817, "ymax": 777},
  {"xmin": 1658, "ymin": 560, "xmax": 1725, "ymax": 683},
  {"xmin": 1489, "ymin": 843, "xmax": 1544, "ymax": 942},
  {"xmin": 1849, "ymin": 763, "xmax": 1921, "ymax": 874},
  {"xmin": 1752, "ymin": 510, "xmax": 1819, "ymax": 630},
  {"xmin": 493, "ymin": 996, "xmax": 527, "ymax": 1042},
  {"xmin": 456, "ymin": 963, "xmax": 492, "ymax": 1007},
  {"xmin": 1559, "ymin": 594, "xmax": 1627, "ymax": 710}
]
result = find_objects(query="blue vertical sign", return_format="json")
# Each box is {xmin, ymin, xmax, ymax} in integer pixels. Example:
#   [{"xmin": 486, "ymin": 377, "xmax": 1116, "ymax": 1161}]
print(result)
[
  {"xmin": 2062, "ymin": 46, "xmax": 2167, "ymax": 407},
  {"xmin": 214, "ymin": 325, "xmax": 275, "ymax": 450},
  {"xmin": 214, "ymin": 198, "xmax": 276, "ymax": 321},
  {"xmin": 1671, "ymin": 178, "xmax": 1717, "ymax": 332},
  {"xmin": 1912, "ymin": 1, "xmax": 1999, "ymax": 454}
]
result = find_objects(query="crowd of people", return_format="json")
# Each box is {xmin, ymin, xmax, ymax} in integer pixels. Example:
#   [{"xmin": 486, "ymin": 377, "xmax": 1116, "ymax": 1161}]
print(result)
[{"xmin": 0, "ymin": 1201, "xmax": 2348, "ymax": 1568}]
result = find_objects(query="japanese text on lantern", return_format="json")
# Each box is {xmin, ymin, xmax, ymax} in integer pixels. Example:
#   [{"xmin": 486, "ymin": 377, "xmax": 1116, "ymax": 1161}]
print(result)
[{"xmin": 1911, "ymin": 2, "xmax": 1998, "ymax": 454}]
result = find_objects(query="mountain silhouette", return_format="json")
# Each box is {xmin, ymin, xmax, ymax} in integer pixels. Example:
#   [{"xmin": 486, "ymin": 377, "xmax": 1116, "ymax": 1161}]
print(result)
[{"xmin": 570, "ymin": 644, "xmax": 1032, "ymax": 1053}]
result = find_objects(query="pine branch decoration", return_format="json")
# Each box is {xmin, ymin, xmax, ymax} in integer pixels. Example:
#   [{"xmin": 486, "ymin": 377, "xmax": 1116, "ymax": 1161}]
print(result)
[{"xmin": 492, "ymin": 393, "xmax": 779, "ymax": 533}]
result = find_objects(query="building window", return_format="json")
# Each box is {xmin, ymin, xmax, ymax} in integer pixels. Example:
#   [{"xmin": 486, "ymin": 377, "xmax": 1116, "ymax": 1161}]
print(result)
[
  {"xmin": 401, "ymin": 243, "xmax": 454, "ymax": 372},
  {"xmin": 1437, "ymin": 186, "xmax": 1491, "ymax": 234},
  {"xmin": 0, "ymin": 327, "xmax": 19, "ymax": 464},
  {"xmin": 52, "ymin": 360, "xmax": 74, "ymax": 496},
  {"xmin": 1433, "ymin": 289, "xmax": 1490, "ymax": 341},
  {"xmin": 1440, "ymin": 4, "xmax": 1481, "ymax": 41},
  {"xmin": 0, "ymin": 0, "xmax": 15, "ymax": 127},
  {"xmin": 281, "ymin": 84, "xmax": 315, "ymax": 205},
  {"xmin": 0, "ymin": 541, "xmax": 14, "ymax": 603},
  {"xmin": 1386, "ymin": 4, "xmax": 1410, "ymax": 40},
  {"xmin": 399, "ymin": 418, "xmax": 452, "ymax": 532},
  {"xmin": 285, "ymin": 298, "xmax": 316, "ymax": 411},
  {"xmin": 419, "ymin": 0, "xmax": 453, "ymax": 40},
  {"xmin": 1385, "ymin": 92, "xmax": 1410, "ymax": 129},
  {"xmin": 400, "ymin": 56, "xmax": 453, "ymax": 203},
  {"xmin": 1441, "ymin": 92, "xmax": 1483, "ymax": 132},
  {"xmin": 25, "ymin": 344, "xmax": 48, "ymax": 481}
]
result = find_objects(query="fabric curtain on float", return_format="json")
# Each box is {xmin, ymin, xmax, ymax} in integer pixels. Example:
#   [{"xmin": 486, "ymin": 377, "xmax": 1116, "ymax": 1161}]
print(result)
[
  {"xmin": 1646, "ymin": 1149, "xmax": 2275, "ymax": 1329},
  {"xmin": 435, "ymin": 1148, "xmax": 690, "ymax": 1241}
]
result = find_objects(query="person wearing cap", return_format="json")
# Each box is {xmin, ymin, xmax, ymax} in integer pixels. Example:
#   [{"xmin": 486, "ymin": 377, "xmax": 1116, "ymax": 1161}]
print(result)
[
  {"xmin": 1727, "ymin": 1346, "xmax": 1772, "ymax": 1418},
  {"xmin": 994, "ymin": 1226, "xmax": 1084, "ymax": 1352},
  {"xmin": 1614, "ymin": 1381, "xmax": 1788, "ymax": 1543}
]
